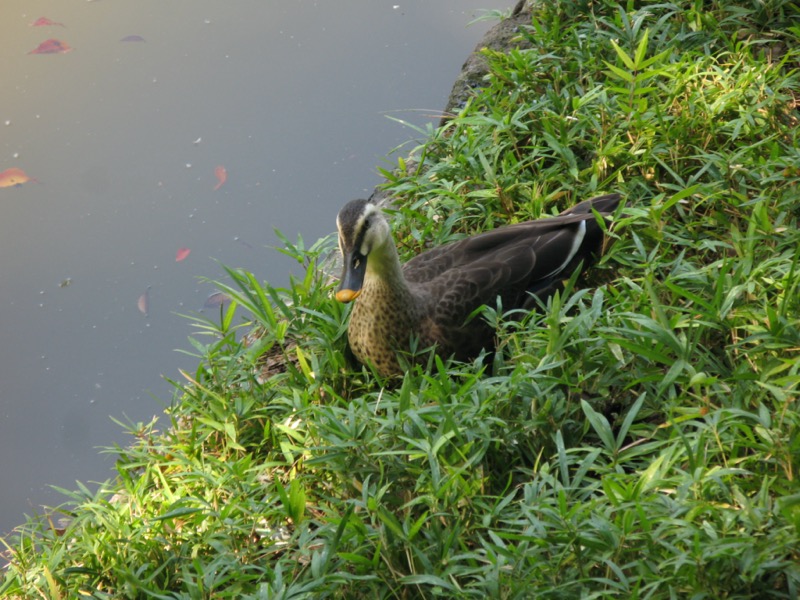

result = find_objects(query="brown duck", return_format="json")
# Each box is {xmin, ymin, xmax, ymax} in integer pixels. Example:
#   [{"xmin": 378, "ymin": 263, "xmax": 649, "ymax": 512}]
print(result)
[{"xmin": 335, "ymin": 194, "xmax": 621, "ymax": 376}]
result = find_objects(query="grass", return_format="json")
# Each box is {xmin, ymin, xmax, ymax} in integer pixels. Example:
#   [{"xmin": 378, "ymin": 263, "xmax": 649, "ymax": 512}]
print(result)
[{"xmin": 3, "ymin": 0, "xmax": 800, "ymax": 597}]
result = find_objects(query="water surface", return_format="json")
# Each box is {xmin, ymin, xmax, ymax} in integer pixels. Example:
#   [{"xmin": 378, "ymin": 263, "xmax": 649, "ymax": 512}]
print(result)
[{"xmin": 0, "ymin": 1, "xmax": 511, "ymax": 536}]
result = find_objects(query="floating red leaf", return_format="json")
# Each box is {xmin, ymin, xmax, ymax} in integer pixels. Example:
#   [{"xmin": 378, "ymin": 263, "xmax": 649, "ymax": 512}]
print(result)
[
  {"xmin": 0, "ymin": 168, "xmax": 34, "ymax": 188},
  {"xmin": 29, "ymin": 39, "xmax": 72, "ymax": 54},
  {"xmin": 31, "ymin": 17, "xmax": 65, "ymax": 27},
  {"xmin": 213, "ymin": 165, "xmax": 227, "ymax": 191},
  {"xmin": 175, "ymin": 247, "xmax": 191, "ymax": 262},
  {"xmin": 137, "ymin": 286, "xmax": 151, "ymax": 317}
]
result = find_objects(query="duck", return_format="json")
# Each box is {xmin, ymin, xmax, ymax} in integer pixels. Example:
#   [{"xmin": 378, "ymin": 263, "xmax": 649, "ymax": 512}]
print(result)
[{"xmin": 335, "ymin": 193, "xmax": 621, "ymax": 376}]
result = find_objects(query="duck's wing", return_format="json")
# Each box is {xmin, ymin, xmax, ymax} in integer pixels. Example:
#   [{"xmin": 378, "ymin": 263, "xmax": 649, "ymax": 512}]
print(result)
[
  {"xmin": 418, "ymin": 220, "xmax": 591, "ymax": 302},
  {"xmin": 408, "ymin": 217, "xmax": 563, "ymax": 281},
  {"xmin": 404, "ymin": 193, "xmax": 620, "ymax": 285},
  {"xmin": 406, "ymin": 193, "xmax": 621, "ymax": 324}
]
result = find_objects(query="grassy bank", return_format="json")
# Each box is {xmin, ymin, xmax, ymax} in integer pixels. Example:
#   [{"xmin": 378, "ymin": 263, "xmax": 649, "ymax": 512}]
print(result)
[{"xmin": 3, "ymin": 0, "xmax": 800, "ymax": 597}]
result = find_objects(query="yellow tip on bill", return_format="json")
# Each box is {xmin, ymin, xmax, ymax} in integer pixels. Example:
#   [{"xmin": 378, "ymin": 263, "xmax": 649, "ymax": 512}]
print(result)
[{"xmin": 335, "ymin": 289, "xmax": 361, "ymax": 303}]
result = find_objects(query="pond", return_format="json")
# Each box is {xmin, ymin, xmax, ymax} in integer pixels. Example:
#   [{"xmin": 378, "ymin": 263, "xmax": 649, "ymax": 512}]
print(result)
[{"xmin": 0, "ymin": 1, "xmax": 511, "ymax": 537}]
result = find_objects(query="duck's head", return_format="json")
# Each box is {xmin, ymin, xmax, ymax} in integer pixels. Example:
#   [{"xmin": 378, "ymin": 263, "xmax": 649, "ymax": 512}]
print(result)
[{"xmin": 335, "ymin": 199, "xmax": 391, "ymax": 303}]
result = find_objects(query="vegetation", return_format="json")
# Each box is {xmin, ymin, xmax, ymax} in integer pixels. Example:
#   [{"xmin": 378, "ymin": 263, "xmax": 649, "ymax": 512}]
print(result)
[{"xmin": 3, "ymin": 0, "xmax": 800, "ymax": 597}]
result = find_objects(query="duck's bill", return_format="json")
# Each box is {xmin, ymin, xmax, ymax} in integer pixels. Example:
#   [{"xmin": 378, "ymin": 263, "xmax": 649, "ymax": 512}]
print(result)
[
  {"xmin": 336, "ymin": 251, "xmax": 367, "ymax": 303},
  {"xmin": 335, "ymin": 288, "xmax": 362, "ymax": 302}
]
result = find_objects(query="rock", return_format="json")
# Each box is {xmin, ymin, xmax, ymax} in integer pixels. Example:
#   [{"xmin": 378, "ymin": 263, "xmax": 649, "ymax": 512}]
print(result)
[
  {"xmin": 440, "ymin": 0, "xmax": 532, "ymax": 124},
  {"xmin": 365, "ymin": 2, "xmax": 531, "ymax": 208}
]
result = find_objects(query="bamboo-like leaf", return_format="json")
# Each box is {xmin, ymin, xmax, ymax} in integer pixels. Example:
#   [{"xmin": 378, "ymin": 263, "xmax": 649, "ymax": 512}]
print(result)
[
  {"xmin": 43, "ymin": 565, "xmax": 63, "ymax": 600},
  {"xmin": 605, "ymin": 62, "xmax": 636, "ymax": 84},
  {"xmin": 634, "ymin": 29, "xmax": 650, "ymax": 69},
  {"xmin": 582, "ymin": 399, "xmax": 616, "ymax": 454},
  {"xmin": 152, "ymin": 506, "xmax": 205, "ymax": 521},
  {"xmin": 610, "ymin": 39, "xmax": 636, "ymax": 70},
  {"xmin": 616, "ymin": 393, "xmax": 647, "ymax": 449},
  {"xmin": 288, "ymin": 478, "xmax": 306, "ymax": 524}
]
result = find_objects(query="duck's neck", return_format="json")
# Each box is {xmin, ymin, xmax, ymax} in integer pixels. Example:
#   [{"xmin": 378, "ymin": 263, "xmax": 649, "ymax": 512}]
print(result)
[
  {"xmin": 359, "ymin": 243, "xmax": 419, "ymax": 329},
  {"xmin": 347, "ymin": 234, "xmax": 423, "ymax": 376},
  {"xmin": 363, "ymin": 240, "xmax": 415, "ymax": 308}
]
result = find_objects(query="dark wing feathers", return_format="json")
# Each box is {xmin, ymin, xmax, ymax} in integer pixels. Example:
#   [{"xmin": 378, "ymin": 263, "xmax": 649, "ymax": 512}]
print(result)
[
  {"xmin": 403, "ymin": 193, "xmax": 620, "ymax": 284},
  {"xmin": 560, "ymin": 193, "xmax": 621, "ymax": 216},
  {"xmin": 418, "ymin": 223, "xmax": 583, "ymax": 322},
  {"xmin": 404, "ymin": 194, "xmax": 621, "ymax": 331},
  {"xmin": 403, "ymin": 218, "xmax": 569, "ymax": 283}
]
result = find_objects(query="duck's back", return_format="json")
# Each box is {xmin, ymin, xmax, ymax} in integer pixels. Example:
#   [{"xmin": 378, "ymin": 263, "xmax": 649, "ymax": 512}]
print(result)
[{"xmin": 404, "ymin": 194, "xmax": 621, "ymax": 358}]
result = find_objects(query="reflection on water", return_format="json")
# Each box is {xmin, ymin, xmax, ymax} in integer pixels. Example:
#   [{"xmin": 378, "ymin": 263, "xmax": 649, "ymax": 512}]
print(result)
[{"xmin": 0, "ymin": 1, "xmax": 510, "ymax": 536}]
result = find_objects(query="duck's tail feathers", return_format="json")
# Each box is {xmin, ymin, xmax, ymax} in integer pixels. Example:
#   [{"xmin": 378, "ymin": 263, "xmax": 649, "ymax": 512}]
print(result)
[{"xmin": 559, "ymin": 193, "xmax": 622, "ymax": 217}]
